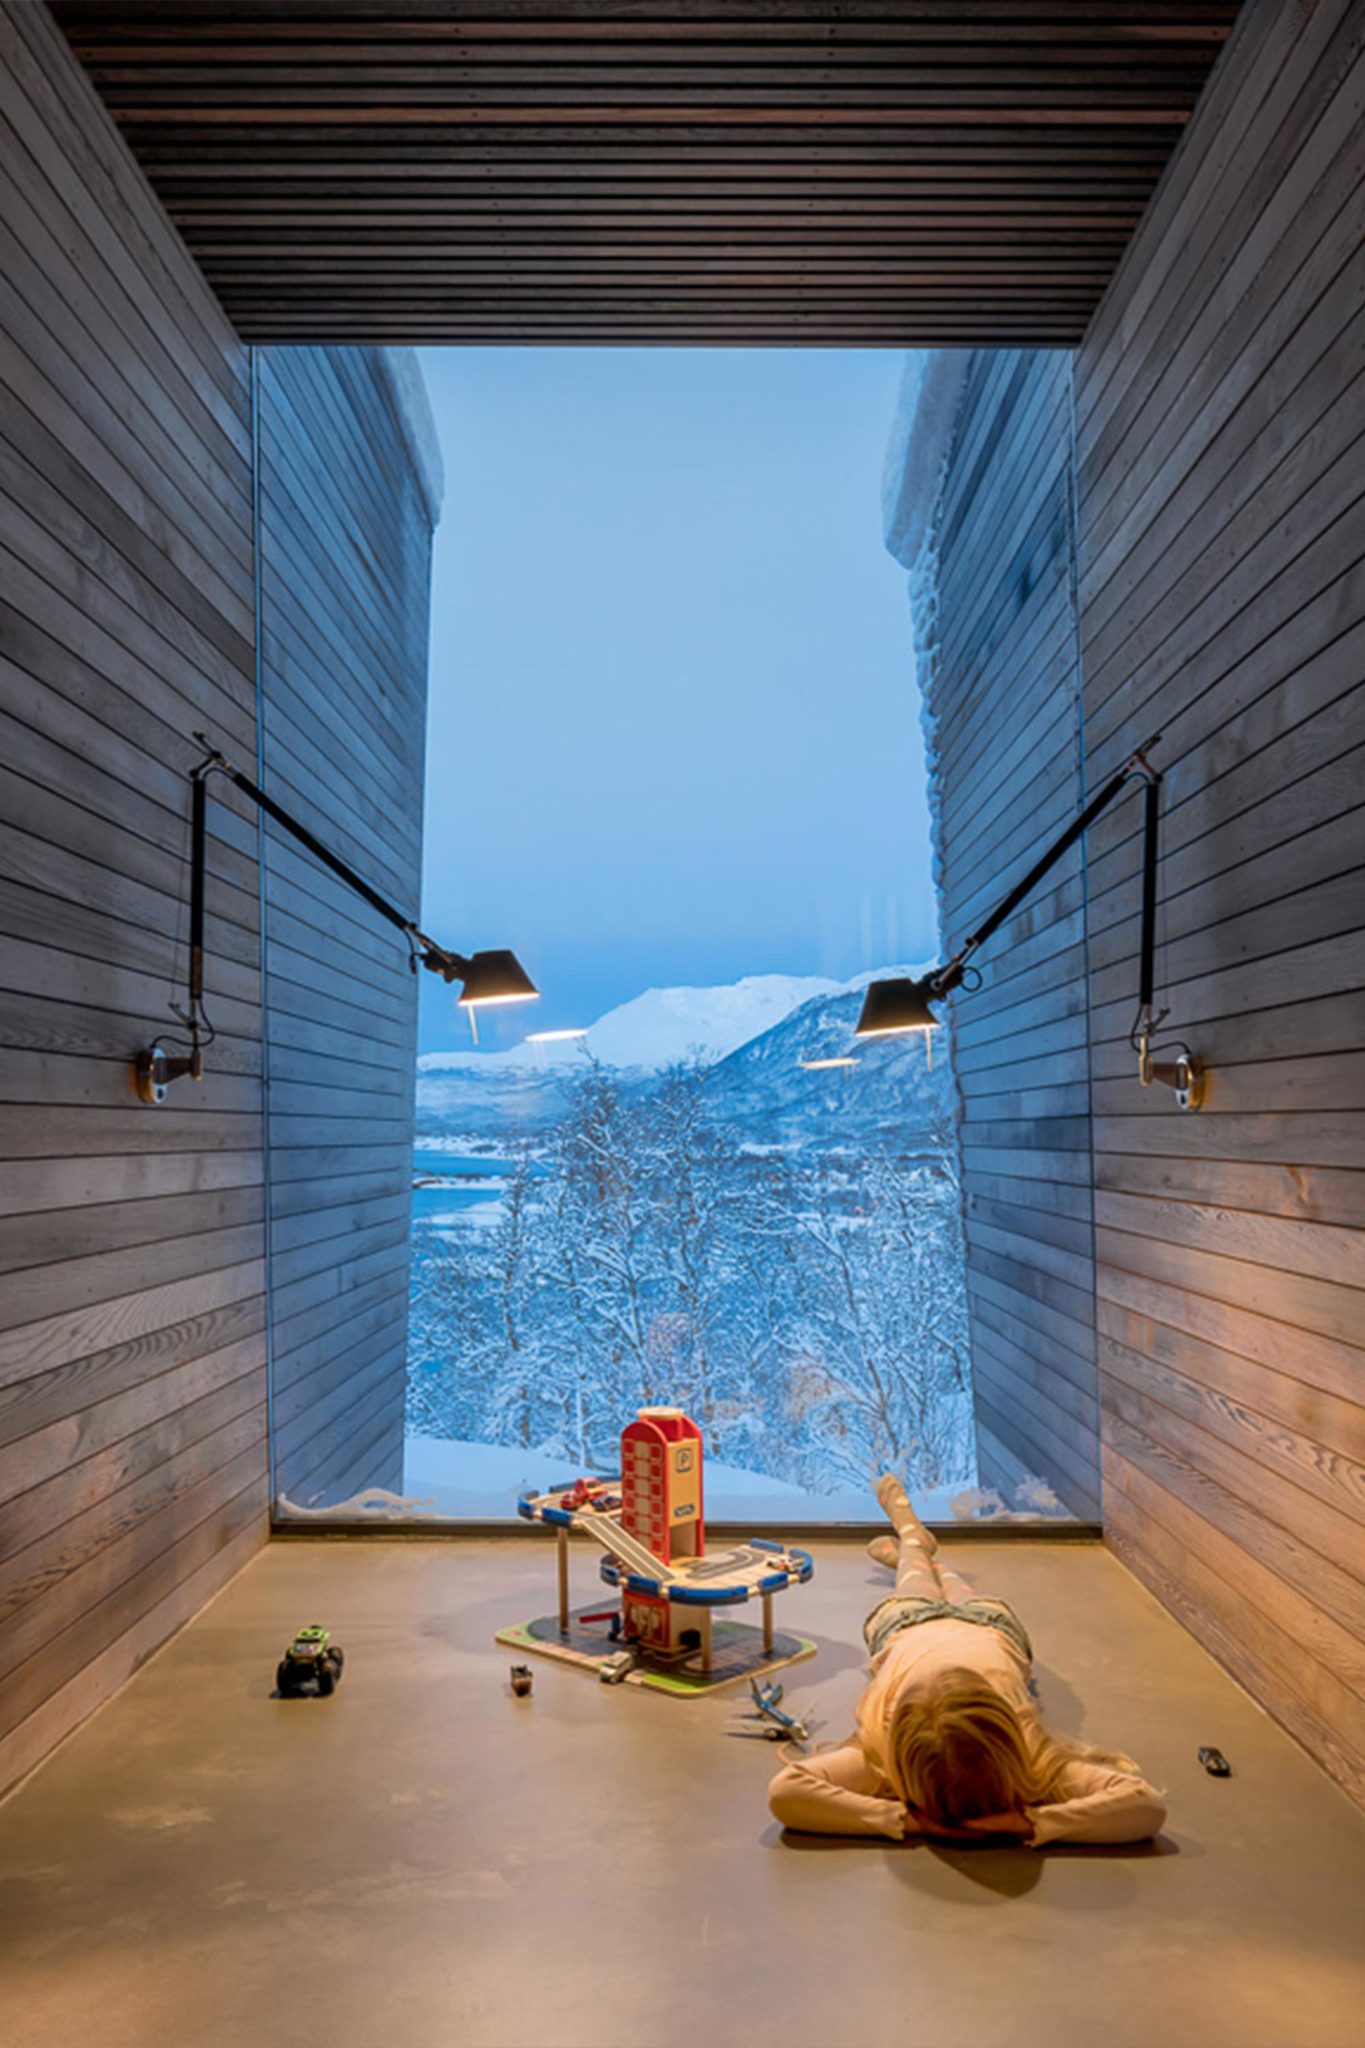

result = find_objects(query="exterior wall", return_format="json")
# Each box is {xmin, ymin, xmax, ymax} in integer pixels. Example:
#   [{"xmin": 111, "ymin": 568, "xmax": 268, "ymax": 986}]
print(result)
[
  {"xmin": 0, "ymin": 4, "xmax": 430, "ymax": 1792},
  {"xmin": 1075, "ymin": 0, "xmax": 1365, "ymax": 1805},
  {"xmin": 916, "ymin": 351, "xmax": 1101, "ymax": 1520},
  {"xmin": 258, "ymin": 347, "xmax": 430, "ymax": 1510},
  {"xmin": 914, "ymin": 0, "xmax": 1364, "ymax": 1803},
  {"xmin": 0, "ymin": 0, "xmax": 265, "ymax": 1796}
]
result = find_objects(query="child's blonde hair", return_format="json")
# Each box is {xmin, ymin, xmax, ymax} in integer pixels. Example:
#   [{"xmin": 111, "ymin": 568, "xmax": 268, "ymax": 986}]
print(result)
[{"xmin": 857, "ymin": 1663, "xmax": 1139, "ymax": 1829}]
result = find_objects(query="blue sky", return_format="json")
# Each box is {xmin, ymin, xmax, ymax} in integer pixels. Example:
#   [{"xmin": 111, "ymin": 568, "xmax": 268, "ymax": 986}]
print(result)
[{"xmin": 415, "ymin": 347, "xmax": 935, "ymax": 1056}]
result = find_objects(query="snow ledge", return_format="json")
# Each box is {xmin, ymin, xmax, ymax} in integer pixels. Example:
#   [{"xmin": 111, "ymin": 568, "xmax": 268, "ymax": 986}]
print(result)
[
  {"xmin": 881, "ymin": 350, "xmax": 972, "ymax": 572},
  {"xmin": 378, "ymin": 347, "xmax": 444, "ymax": 527}
]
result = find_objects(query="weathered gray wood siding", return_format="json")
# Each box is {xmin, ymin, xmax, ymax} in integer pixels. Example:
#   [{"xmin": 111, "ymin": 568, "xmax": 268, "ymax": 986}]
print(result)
[
  {"xmin": 922, "ymin": 350, "xmax": 1101, "ymax": 1520},
  {"xmin": 920, "ymin": 0, "xmax": 1363, "ymax": 1804},
  {"xmin": 0, "ymin": 0, "xmax": 267, "ymax": 1795},
  {"xmin": 1075, "ymin": 0, "xmax": 1365, "ymax": 1805},
  {"xmin": 0, "ymin": 3, "xmax": 431, "ymax": 1791},
  {"xmin": 257, "ymin": 347, "xmax": 429, "ymax": 1511}
]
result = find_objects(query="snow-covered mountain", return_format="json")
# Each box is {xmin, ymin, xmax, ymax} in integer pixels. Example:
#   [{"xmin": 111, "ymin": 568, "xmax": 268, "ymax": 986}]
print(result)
[
  {"xmin": 418, "ymin": 972, "xmax": 839, "ymax": 1077},
  {"xmin": 578, "ymin": 972, "xmax": 841, "ymax": 1068},
  {"xmin": 416, "ymin": 971, "xmax": 842, "ymax": 1135},
  {"xmin": 705, "ymin": 978, "xmax": 951, "ymax": 1151},
  {"xmin": 415, "ymin": 966, "xmax": 947, "ymax": 1143}
]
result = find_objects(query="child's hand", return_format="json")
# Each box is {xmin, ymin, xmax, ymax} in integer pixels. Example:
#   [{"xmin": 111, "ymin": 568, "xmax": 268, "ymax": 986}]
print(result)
[
  {"xmin": 912, "ymin": 1809, "xmax": 1031, "ymax": 1842},
  {"xmin": 961, "ymin": 1811, "xmax": 1031, "ymax": 1839}
]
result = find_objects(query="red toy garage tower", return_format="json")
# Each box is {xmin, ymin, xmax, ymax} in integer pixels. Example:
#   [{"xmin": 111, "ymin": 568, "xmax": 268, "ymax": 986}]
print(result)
[{"xmin": 619, "ymin": 1406, "xmax": 705, "ymax": 1652}]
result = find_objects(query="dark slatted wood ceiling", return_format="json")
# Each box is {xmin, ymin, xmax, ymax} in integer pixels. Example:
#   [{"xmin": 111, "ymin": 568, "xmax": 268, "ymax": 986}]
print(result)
[{"xmin": 53, "ymin": 1, "xmax": 1240, "ymax": 345}]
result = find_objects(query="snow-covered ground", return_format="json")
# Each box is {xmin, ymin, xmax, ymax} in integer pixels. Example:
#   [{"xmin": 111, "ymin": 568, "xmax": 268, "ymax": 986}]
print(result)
[{"xmin": 402, "ymin": 1433, "xmax": 969, "ymax": 1524}]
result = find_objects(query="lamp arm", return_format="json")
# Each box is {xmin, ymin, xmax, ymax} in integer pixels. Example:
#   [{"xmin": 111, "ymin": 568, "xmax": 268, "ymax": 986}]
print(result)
[
  {"xmin": 191, "ymin": 734, "xmax": 423, "ymax": 949},
  {"xmin": 915, "ymin": 727, "xmax": 1200, "ymax": 1107},
  {"xmin": 136, "ymin": 737, "xmax": 466, "ymax": 1104},
  {"xmin": 1136, "ymin": 771, "xmax": 1162, "ymax": 1030},
  {"xmin": 928, "ymin": 732, "xmax": 1163, "ymax": 999},
  {"xmin": 1130, "ymin": 753, "xmax": 1201, "ymax": 1104}
]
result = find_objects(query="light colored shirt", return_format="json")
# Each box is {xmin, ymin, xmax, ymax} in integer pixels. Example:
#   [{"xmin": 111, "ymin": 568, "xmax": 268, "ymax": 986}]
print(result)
[{"xmin": 768, "ymin": 1616, "xmax": 1166, "ymax": 1846}]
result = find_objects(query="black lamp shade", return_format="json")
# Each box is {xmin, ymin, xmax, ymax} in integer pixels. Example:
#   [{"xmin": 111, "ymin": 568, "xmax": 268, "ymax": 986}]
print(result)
[
  {"xmin": 456, "ymin": 949, "xmax": 540, "ymax": 1007},
  {"xmin": 854, "ymin": 974, "xmax": 940, "ymax": 1037}
]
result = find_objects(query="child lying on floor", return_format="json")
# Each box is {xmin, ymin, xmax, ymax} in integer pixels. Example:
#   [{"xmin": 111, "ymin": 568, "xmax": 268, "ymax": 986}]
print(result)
[{"xmin": 769, "ymin": 1477, "xmax": 1166, "ymax": 1846}]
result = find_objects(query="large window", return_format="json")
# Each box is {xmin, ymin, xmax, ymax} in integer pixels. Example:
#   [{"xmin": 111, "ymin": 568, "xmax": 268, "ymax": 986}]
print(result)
[{"xmin": 400, "ymin": 348, "xmax": 977, "ymax": 1522}]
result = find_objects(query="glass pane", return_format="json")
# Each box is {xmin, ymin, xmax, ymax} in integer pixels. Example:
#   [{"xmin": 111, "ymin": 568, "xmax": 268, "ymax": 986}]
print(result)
[
  {"xmin": 260, "ymin": 344, "xmax": 1096, "ymax": 1532},
  {"xmin": 402, "ymin": 347, "xmax": 980, "ymax": 1525}
]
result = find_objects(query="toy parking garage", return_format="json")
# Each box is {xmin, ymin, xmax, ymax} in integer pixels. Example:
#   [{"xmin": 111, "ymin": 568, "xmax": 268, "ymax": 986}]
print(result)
[{"xmin": 500, "ymin": 1408, "xmax": 815, "ymax": 1695}]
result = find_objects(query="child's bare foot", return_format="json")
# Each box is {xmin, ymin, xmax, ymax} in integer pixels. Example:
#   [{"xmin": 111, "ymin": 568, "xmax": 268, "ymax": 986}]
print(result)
[
  {"xmin": 866, "ymin": 1534, "xmax": 898, "ymax": 1570},
  {"xmin": 875, "ymin": 1473, "xmax": 939, "ymax": 1556}
]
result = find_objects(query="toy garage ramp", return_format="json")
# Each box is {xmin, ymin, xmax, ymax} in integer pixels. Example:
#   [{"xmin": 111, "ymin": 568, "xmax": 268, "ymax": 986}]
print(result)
[{"xmin": 577, "ymin": 1516, "xmax": 676, "ymax": 1585}]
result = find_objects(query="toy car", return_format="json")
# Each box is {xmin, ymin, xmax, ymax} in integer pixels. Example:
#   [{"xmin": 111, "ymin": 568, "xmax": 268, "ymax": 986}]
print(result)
[
  {"xmin": 510, "ymin": 1664, "xmax": 534, "ymax": 1697},
  {"xmin": 561, "ymin": 1477, "xmax": 610, "ymax": 1511},
  {"xmin": 598, "ymin": 1649, "xmax": 636, "ymax": 1685},
  {"xmin": 276, "ymin": 1624, "xmax": 345, "ymax": 1698}
]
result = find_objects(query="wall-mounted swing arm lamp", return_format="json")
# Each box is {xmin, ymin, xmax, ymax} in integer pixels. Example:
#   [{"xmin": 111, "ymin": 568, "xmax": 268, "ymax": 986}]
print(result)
[
  {"xmin": 855, "ymin": 732, "xmax": 1204, "ymax": 1110},
  {"xmin": 135, "ymin": 734, "xmax": 538, "ymax": 1105}
]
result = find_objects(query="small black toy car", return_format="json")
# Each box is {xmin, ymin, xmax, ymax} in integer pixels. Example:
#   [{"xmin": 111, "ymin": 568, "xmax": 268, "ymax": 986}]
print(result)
[{"xmin": 276, "ymin": 1624, "xmax": 345, "ymax": 1698}]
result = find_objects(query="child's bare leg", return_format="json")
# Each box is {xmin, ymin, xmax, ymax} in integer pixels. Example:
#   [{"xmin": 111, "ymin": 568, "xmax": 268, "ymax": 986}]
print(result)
[
  {"xmin": 895, "ymin": 1532, "xmax": 944, "ymax": 1599},
  {"xmin": 876, "ymin": 1474, "xmax": 939, "ymax": 1557},
  {"xmin": 870, "ymin": 1537, "xmax": 971, "ymax": 1606}
]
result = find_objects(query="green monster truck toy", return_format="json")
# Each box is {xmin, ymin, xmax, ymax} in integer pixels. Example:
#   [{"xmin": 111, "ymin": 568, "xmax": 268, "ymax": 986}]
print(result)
[{"xmin": 276, "ymin": 1624, "xmax": 345, "ymax": 1698}]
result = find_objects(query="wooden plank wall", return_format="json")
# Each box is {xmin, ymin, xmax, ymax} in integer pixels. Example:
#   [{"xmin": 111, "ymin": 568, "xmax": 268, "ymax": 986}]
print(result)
[
  {"xmin": 0, "ymin": 0, "xmax": 268, "ymax": 1796},
  {"xmin": 0, "ymin": 4, "xmax": 432, "ymax": 1790},
  {"xmin": 921, "ymin": 349, "xmax": 1102, "ymax": 1520},
  {"xmin": 257, "ymin": 346, "xmax": 429, "ymax": 1511},
  {"xmin": 1074, "ymin": 0, "xmax": 1365, "ymax": 1806}
]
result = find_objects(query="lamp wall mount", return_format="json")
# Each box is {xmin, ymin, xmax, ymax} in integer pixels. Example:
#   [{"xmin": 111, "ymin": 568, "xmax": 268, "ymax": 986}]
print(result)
[
  {"xmin": 135, "ymin": 1040, "xmax": 203, "ymax": 1107},
  {"xmin": 1138, "ymin": 1039, "xmax": 1204, "ymax": 1112}
]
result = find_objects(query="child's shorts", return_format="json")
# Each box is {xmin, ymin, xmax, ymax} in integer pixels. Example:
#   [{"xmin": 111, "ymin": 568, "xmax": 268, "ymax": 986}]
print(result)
[{"xmin": 864, "ymin": 1594, "xmax": 1033, "ymax": 1666}]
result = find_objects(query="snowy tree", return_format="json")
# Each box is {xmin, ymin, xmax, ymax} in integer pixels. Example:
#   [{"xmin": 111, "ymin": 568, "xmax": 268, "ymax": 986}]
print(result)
[{"xmin": 407, "ymin": 1018, "xmax": 975, "ymax": 1498}]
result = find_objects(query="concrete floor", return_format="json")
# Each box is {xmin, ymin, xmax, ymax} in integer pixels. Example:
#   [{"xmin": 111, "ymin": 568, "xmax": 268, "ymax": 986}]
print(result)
[{"xmin": 2, "ymin": 1538, "xmax": 1364, "ymax": 2048}]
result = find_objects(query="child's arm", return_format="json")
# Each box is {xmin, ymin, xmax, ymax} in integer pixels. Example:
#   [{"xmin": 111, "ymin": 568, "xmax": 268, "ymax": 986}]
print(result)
[
  {"xmin": 768, "ymin": 1742, "xmax": 910, "ymax": 1839},
  {"xmin": 1026, "ymin": 1762, "xmax": 1167, "ymax": 1846}
]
